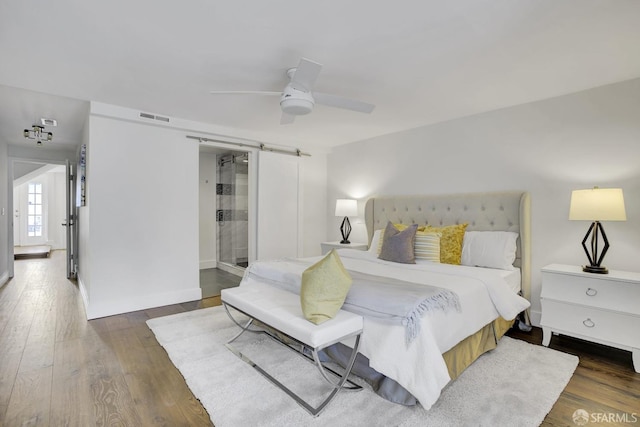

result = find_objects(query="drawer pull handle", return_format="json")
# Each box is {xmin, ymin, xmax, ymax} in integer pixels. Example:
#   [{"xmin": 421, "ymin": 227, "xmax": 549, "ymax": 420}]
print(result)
[
  {"xmin": 585, "ymin": 288, "xmax": 597, "ymax": 297},
  {"xmin": 583, "ymin": 318, "xmax": 595, "ymax": 328}
]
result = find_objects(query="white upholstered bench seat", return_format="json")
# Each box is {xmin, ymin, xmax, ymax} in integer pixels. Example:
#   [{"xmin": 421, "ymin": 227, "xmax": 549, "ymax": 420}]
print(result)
[
  {"xmin": 220, "ymin": 283, "xmax": 364, "ymax": 416},
  {"xmin": 221, "ymin": 283, "xmax": 363, "ymax": 349}
]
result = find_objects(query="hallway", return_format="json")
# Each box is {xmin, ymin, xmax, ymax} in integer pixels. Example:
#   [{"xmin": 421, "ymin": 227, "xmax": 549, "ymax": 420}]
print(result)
[{"xmin": 0, "ymin": 251, "xmax": 215, "ymax": 426}]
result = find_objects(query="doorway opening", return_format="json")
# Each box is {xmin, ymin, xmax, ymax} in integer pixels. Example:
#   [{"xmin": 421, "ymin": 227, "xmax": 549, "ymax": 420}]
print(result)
[
  {"xmin": 216, "ymin": 152, "xmax": 249, "ymax": 270},
  {"xmin": 12, "ymin": 162, "xmax": 66, "ymax": 259},
  {"xmin": 199, "ymin": 147, "xmax": 249, "ymax": 298}
]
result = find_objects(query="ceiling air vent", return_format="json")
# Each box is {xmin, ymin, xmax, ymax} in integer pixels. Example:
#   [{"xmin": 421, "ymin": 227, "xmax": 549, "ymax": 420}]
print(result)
[{"xmin": 139, "ymin": 112, "xmax": 171, "ymax": 123}]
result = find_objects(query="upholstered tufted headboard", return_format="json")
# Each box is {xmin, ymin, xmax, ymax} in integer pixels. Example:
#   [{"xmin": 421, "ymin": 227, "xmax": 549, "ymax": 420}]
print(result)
[{"xmin": 364, "ymin": 191, "xmax": 531, "ymax": 302}]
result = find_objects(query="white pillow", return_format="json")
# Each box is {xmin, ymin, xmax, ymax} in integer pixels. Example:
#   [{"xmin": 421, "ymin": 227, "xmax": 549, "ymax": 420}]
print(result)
[
  {"xmin": 368, "ymin": 229, "xmax": 383, "ymax": 253},
  {"xmin": 461, "ymin": 231, "xmax": 518, "ymax": 270}
]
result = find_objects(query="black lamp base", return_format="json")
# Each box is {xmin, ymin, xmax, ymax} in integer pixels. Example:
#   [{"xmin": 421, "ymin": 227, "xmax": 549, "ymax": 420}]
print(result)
[
  {"xmin": 580, "ymin": 221, "xmax": 610, "ymax": 274},
  {"xmin": 582, "ymin": 265, "xmax": 608, "ymax": 274},
  {"xmin": 339, "ymin": 216, "xmax": 352, "ymax": 245}
]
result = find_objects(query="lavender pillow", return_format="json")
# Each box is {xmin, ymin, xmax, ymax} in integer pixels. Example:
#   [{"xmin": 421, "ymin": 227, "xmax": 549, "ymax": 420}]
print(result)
[{"xmin": 378, "ymin": 222, "xmax": 418, "ymax": 264}]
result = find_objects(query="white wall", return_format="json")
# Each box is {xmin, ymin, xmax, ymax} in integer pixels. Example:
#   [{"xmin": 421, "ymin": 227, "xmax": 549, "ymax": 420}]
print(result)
[
  {"xmin": 327, "ymin": 78, "xmax": 640, "ymax": 325},
  {"xmin": 0, "ymin": 140, "xmax": 8, "ymax": 288},
  {"xmin": 80, "ymin": 112, "xmax": 201, "ymax": 319},
  {"xmin": 199, "ymin": 151, "xmax": 217, "ymax": 269},
  {"xmin": 51, "ymin": 170, "xmax": 66, "ymax": 249},
  {"xmin": 300, "ymin": 152, "xmax": 327, "ymax": 257}
]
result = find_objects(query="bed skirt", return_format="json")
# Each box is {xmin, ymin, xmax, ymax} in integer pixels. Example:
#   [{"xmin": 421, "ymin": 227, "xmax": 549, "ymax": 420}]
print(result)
[
  {"xmin": 319, "ymin": 317, "xmax": 515, "ymax": 406},
  {"xmin": 444, "ymin": 316, "xmax": 514, "ymax": 380}
]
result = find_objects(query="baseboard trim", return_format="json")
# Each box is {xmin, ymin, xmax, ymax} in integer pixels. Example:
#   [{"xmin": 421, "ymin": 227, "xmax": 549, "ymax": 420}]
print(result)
[
  {"xmin": 200, "ymin": 260, "xmax": 217, "ymax": 270},
  {"xmin": 85, "ymin": 287, "xmax": 203, "ymax": 320},
  {"xmin": 217, "ymin": 262, "xmax": 245, "ymax": 277},
  {"xmin": 0, "ymin": 271, "xmax": 10, "ymax": 289},
  {"xmin": 78, "ymin": 275, "xmax": 90, "ymax": 319}
]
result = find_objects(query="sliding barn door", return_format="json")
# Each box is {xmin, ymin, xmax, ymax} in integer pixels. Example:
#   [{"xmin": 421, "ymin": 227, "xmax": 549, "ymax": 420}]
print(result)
[{"xmin": 256, "ymin": 151, "xmax": 301, "ymax": 261}]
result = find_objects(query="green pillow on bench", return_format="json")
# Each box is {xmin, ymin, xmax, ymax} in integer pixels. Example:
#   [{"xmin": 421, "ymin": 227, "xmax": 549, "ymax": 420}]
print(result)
[{"xmin": 300, "ymin": 249, "xmax": 353, "ymax": 324}]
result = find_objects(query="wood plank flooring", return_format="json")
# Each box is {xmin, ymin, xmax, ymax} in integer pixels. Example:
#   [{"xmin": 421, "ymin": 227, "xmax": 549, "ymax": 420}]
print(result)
[
  {"xmin": 199, "ymin": 268, "xmax": 241, "ymax": 299},
  {"xmin": 1, "ymin": 251, "xmax": 215, "ymax": 427},
  {"xmin": 1, "ymin": 251, "xmax": 638, "ymax": 426}
]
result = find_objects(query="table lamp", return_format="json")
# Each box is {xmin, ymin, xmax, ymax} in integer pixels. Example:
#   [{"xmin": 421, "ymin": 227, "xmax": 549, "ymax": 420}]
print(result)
[
  {"xmin": 569, "ymin": 187, "xmax": 626, "ymax": 274},
  {"xmin": 335, "ymin": 199, "xmax": 358, "ymax": 244}
]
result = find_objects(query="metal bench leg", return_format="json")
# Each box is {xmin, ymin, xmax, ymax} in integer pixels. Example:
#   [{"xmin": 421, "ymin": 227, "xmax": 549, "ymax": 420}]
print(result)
[
  {"xmin": 223, "ymin": 303, "xmax": 256, "ymax": 344},
  {"xmin": 312, "ymin": 336, "xmax": 362, "ymax": 391},
  {"xmin": 307, "ymin": 334, "xmax": 363, "ymax": 416},
  {"xmin": 222, "ymin": 301, "xmax": 363, "ymax": 417}
]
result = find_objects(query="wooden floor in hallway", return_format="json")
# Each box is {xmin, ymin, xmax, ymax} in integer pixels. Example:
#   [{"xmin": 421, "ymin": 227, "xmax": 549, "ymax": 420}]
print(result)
[
  {"xmin": 0, "ymin": 250, "xmax": 215, "ymax": 426},
  {"xmin": 0, "ymin": 251, "xmax": 638, "ymax": 426}
]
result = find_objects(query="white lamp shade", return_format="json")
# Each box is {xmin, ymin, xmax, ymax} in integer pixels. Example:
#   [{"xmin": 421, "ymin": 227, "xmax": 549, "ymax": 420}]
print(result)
[
  {"xmin": 335, "ymin": 199, "xmax": 358, "ymax": 217},
  {"xmin": 569, "ymin": 188, "xmax": 626, "ymax": 221}
]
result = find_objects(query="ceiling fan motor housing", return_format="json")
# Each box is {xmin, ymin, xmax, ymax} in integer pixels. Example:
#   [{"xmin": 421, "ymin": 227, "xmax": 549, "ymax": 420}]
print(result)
[{"xmin": 280, "ymin": 85, "xmax": 314, "ymax": 115}]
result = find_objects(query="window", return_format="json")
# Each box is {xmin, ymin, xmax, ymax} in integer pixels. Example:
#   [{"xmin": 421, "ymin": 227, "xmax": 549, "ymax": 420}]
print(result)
[{"xmin": 27, "ymin": 182, "xmax": 43, "ymax": 237}]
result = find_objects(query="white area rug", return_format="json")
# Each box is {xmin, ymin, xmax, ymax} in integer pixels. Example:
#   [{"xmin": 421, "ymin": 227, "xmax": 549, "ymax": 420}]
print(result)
[{"xmin": 147, "ymin": 306, "xmax": 578, "ymax": 427}]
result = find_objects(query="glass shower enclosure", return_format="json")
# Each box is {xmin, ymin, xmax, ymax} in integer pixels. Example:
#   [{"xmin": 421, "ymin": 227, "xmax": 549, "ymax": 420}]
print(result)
[{"xmin": 216, "ymin": 152, "xmax": 249, "ymax": 270}]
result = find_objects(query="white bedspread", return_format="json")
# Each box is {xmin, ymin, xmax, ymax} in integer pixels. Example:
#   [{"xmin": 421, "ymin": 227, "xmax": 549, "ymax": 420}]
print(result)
[{"xmin": 240, "ymin": 249, "xmax": 530, "ymax": 410}]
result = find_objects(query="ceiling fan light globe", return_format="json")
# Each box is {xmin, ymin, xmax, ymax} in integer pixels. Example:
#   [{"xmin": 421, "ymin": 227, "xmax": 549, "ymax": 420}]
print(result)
[{"xmin": 280, "ymin": 97, "xmax": 314, "ymax": 115}]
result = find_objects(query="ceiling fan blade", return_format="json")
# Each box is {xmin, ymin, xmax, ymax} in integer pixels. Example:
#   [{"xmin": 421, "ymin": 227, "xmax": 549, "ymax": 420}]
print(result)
[
  {"xmin": 280, "ymin": 112, "xmax": 296, "ymax": 125},
  {"xmin": 290, "ymin": 58, "xmax": 322, "ymax": 91},
  {"xmin": 314, "ymin": 92, "xmax": 375, "ymax": 114},
  {"xmin": 209, "ymin": 90, "xmax": 281, "ymax": 96}
]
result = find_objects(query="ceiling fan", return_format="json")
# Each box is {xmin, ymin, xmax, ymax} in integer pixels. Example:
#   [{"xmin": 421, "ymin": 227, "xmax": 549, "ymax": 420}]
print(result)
[{"xmin": 209, "ymin": 58, "xmax": 375, "ymax": 124}]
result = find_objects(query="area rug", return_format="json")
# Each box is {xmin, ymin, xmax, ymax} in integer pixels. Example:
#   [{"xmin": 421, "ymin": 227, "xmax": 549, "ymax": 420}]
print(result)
[{"xmin": 147, "ymin": 306, "xmax": 578, "ymax": 427}]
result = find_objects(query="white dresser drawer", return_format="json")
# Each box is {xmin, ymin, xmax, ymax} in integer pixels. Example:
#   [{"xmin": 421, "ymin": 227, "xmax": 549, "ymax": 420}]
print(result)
[
  {"xmin": 541, "ymin": 264, "xmax": 640, "ymax": 372},
  {"xmin": 541, "ymin": 300, "xmax": 640, "ymax": 349},
  {"xmin": 541, "ymin": 267, "xmax": 640, "ymax": 316}
]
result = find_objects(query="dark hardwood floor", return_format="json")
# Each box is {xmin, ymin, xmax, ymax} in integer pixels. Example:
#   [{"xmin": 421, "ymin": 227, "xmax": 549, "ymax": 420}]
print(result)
[
  {"xmin": 200, "ymin": 267, "xmax": 241, "ymax": 298},
  {"xmin": 1, "ymin": 251, "xmax": 638, "ymax": 426}
]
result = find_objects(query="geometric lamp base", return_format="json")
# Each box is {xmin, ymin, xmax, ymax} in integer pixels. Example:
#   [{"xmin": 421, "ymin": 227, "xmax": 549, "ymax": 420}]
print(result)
[{"xmin": 582, "ymin": 265, "xmax": 608, "ymax": 274}]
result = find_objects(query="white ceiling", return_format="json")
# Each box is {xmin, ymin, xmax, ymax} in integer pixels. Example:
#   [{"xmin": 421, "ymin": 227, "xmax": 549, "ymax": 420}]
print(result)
[{"xmin": 1, "ymin": 0, "xmax": 639, "ymax": 153}]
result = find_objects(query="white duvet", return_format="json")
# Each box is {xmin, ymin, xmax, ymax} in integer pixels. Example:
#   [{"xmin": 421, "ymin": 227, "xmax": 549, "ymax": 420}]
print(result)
[{"xmin": 240, "ymin": 249, "xmax": 530, "ymax": 410}]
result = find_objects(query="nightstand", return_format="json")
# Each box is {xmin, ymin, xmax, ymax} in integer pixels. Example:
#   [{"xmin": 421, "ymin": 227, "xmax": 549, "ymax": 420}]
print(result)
[
  {"xmin": 540, "ymin": 264, "xmax": 640, "ymax": 372},
  {"xmin": 320, "ymin": 241, "xmax": 368, "ymax": 255}
]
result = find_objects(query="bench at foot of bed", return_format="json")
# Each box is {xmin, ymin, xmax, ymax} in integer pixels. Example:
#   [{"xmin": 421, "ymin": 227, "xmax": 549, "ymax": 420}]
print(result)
[{"xmin": 221, "ymin": 283, "xmax": 364, "ymax": 417}]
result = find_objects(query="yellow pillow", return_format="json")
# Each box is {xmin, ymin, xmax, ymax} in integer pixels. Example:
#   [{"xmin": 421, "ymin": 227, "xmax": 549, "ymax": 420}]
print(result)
[
  {"xmin": 300, "ymin": 250, "xmax": 353, "ymax": 324},
  {"xmin": 394, "ymin": 223, "xmax": 427, "ymax": 232},
  {"xmin": 425, "ymin": 224, "xmax": 468, "ymax": 265}
]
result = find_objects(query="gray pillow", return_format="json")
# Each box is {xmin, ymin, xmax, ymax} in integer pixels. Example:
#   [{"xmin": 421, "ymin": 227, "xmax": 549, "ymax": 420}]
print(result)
[{"xmin": 378, "ymin": 222, "xmax": 418, "ymax": 264}]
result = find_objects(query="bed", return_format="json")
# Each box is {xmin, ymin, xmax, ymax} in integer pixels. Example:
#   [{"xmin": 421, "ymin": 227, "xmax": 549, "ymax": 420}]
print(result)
[{"xmin": 240, "ymin": 191, "xmax": 531, "ymax": 410}]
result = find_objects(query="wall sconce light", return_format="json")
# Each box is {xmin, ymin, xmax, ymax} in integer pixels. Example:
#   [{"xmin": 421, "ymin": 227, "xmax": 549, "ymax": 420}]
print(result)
[{"xmin": 23, "ymin": 125, "xmax": 53, "ymax": 146}]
